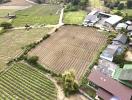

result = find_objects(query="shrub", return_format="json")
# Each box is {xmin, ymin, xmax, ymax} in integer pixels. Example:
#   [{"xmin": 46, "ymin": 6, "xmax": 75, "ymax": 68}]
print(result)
[
  {"xmin": 114, "ymin": 1, "xmax": 120, "ymax": 7},
  {"xmin": 27, "ymin": 56, "xmax": 39, "ymax": 64},
  {"xmin": 64, "ymin": 3, "xmax": 78, "ymax": 12},
  {"xmin": 113, "ymin": 10, "xmax": 123, "ymax": 16},
  {"xmin": 107, "ymin": 32, "xmax": 117, "ymax": 44},
  {"xmin": 42, "ymin": 34, "xmax": 50, "ymax": 40},
  {"xmin": 0, "ymin": 22, "xmax": 12, "ymax": 29}
]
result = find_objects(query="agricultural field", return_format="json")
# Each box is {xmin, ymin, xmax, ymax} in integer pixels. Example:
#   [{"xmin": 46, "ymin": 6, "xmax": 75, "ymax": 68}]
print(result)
[
  {"xmin": 0, "ymin": 28, "xmax": 51, "ymax": 70},
  {"xmin": 29, "ymin": 25, "xmax": 107, "ymax": 81},
  {"xmin": 64, "ymin": 10, "xmax": 87, "ymax": 25},
  {"xmin": 0, "ymin": 62, "xmax": 57, "ymax": 99},
  {"xmin": 12, "ymin": 4, "xmax": 62, "ymax": 26}
]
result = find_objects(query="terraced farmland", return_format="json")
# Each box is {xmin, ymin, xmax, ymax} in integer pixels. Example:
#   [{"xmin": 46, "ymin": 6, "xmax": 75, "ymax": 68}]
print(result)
[
  {"xmin": 29, "ymin": 25, "xmax": 107, "ymax": 81},
  {"xmin": 0, "ymin": 63, "xmax": 57, "ymax": 99}
]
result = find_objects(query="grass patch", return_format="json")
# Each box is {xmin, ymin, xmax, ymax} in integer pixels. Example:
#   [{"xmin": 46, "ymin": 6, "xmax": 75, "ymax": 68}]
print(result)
[
  {"xmin": 89, "ymin": 0, "xmax": 102, "ymax": 8},
  {"xmin": 112, "ymin": 9, "xmax": 132, "ymax": 16},
  {"xmin": 64, "ymin": 10, "xmax": 87, "ymax": 25},
  {"xmin": 0, "ymin": 28, "xmax": 51, "ymax": 70},
  {"xmin": 12, "ymin": 4, "xmax": 61, "ymax": 26}
]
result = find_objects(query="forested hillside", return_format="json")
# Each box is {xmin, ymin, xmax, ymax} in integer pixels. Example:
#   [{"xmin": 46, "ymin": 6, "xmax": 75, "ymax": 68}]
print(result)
[{"xmin": 0, "ymin": 0, "xmax": 10, "ymax": 4}]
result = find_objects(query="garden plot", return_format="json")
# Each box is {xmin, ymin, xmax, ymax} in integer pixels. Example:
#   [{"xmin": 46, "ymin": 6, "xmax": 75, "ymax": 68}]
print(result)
[{"xmin": 29, "ymin": 25, "xmax": 107, "ymax": 81}]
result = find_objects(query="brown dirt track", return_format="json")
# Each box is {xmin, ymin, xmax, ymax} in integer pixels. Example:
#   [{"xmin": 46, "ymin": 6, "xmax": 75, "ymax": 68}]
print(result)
[
  {"xmin": 1, "ymin": 0, "xmax": 31, "ymax": 6},
  {"xmin": 29, "ymin": 25, "xmax": 107, "ymax": 81}
]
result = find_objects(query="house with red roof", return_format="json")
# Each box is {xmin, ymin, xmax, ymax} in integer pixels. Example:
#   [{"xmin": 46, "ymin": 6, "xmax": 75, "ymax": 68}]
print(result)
[{"xmin": 88, "ymin": 70, "xmax": 132, "ymax": 100}]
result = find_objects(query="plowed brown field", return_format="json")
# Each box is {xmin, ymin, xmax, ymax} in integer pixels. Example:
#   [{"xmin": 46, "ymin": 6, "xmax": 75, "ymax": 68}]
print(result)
[{"xmin": 29, "ymin": 26, "xmax": 107, "ymax": 81}]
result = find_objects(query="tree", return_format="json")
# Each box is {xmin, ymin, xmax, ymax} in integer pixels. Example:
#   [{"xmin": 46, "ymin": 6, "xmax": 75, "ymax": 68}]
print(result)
[
  {"xmin": 117, "ymin": 3, "xmax": 124, "ymax": 10},
  {"xmin": 127, "ymin": 0, "xmax": 132, "ymax": 8},
  {"xmin": 79, "ymin": 0, "xmax": 88, "ymax": 9},
  {"xmin": 62, "ymin": 70, "xmax": 79, "ymax": 96}
]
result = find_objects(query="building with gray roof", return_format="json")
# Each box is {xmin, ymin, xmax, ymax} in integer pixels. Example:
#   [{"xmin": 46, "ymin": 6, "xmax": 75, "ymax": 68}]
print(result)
[{"xmin": 113, "ymin": 34, "xmax": 127, "ymax": 45}]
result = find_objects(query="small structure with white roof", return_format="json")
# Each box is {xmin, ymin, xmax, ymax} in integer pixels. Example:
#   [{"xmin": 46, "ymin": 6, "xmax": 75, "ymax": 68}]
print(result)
[
  {"xmin": 125, "ymin": 21, "xmax": 132, "ymax": 25},
  {"xmin": 103, "ymin": 15, "xmax": 123, "ymax": 30},
  {"xmin": 115, "ymin": 23, "xmax": 128, "ymax": 31}
]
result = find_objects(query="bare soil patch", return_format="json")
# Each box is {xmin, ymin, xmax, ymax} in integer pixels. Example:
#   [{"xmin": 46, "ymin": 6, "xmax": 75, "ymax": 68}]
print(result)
[
  {"xmin": 0, "ymin": 0, "xmax": 31, "ymax": 6},
  {"xmin": 29, "ymin": 25, "xmax": 107, "ymax": 81},
  {"xmin": 125, "ymin": 49, "xmax": 132, "ymax": 61}
]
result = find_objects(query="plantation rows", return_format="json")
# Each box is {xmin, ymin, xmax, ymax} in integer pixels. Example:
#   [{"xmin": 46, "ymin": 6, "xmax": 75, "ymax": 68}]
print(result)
[
  {"xmin": 30, "ymin": 26, "xmax": 107, "ymax": 81},
  {"xmin": 0, "ymin": 63, "xmax": 57, "ymax": 100}
]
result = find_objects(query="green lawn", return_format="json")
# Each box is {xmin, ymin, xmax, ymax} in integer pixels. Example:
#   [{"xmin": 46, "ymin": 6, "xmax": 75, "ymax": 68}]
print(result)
[
  {"xmin": 0, "ymin": 28, "xmax": 51, "ymax": 71},
  {"xmin": 12, "ymin": 4, "xmax": 61, "ymax": 26},
  {"xmin": 0, "ymin": 62, "xmax": 57, "ymax": 99},
  {"xmin": 64, "ymin": 10, "xmax": 87, "ymax": 25}
]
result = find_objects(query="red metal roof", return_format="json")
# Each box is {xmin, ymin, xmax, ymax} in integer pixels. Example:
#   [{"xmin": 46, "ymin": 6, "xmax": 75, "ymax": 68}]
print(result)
[
  {"xmin": 88, "ymin": 70, "xmax": 132, "ymax": 100},
  {"xmin": 97, "ymin": 88, "xmax": 113, "ymax": 100}
]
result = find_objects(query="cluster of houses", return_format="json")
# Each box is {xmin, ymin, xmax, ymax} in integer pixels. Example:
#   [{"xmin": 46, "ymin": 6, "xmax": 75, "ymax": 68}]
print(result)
[
  {"xmin": 88, "ymin": 36, "xmax": 132, "ymax": 99},
  {"xmin": 83, "ymin": 10, "xmax": 132, "ymax": 46},
  {"xmin": 86, "ymin": 11, "xmax": 132, "ymax": 100}
]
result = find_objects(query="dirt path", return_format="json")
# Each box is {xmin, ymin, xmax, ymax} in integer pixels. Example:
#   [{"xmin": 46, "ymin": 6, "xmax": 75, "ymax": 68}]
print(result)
[
  {"xmin": 46, "ymin": 74, "xmax": 89, "ymax": 100},
  {"xmin": 125, "ymin": 50, "xmax": 132, "ymax": 61},
  {"xmin": 45, "ymin": 75, "xmax": 65, "ymax": 100},
  {"xmin": 59, "ymin": 8, "xmax": 64, "ymax": 25}
]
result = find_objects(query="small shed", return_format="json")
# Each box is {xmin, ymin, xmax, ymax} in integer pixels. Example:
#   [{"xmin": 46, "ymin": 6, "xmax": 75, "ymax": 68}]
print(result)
[
  {"xmin": 7, "ymin": 13, "xmax": 16, "ymax": 19},
  {"xmin": 125, "ymin": 21, "xmax": 132, "ymax": 25},
  {"xmin": 127, "ymin": 25, "xmax": 132, "ymax": 31},
  {"xmin": 115, "ymin": 23, "xmax": 128, "ymax": 31}
]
